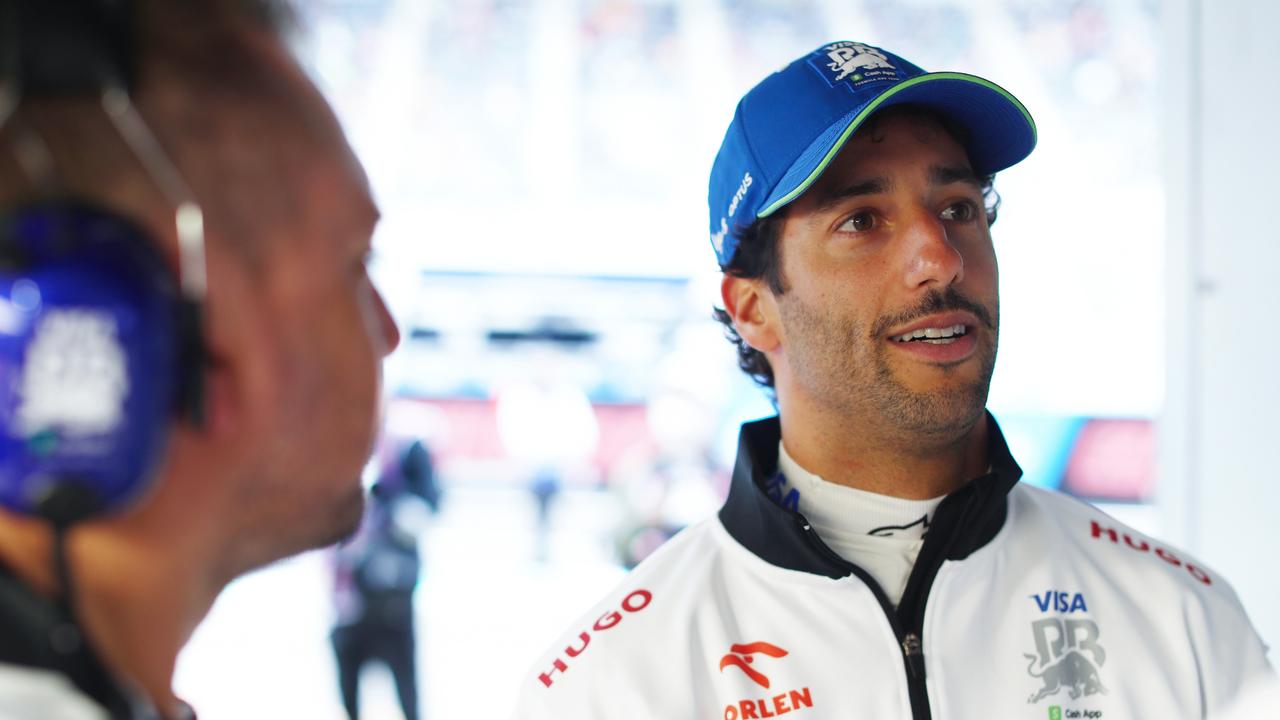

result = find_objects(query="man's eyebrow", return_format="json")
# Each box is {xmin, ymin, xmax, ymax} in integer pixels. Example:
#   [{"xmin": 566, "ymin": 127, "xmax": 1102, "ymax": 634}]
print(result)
[
  {"xmin": 813, "ymin": 176, "xmax": 891, "ymax": 213},
  {"xmin": 931, "ymin": 164, "xmax": 982, "ymax": 189}
]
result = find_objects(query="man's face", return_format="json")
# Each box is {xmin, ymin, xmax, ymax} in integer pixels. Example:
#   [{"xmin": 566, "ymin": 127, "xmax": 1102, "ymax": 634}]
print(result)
[
  {"xmin": 766, "ymin": 109, "xmax": 999, "ymax": 442},
  {"xmin": 220, "ymin": 37, "xmax": 400, "ymax": 560}
]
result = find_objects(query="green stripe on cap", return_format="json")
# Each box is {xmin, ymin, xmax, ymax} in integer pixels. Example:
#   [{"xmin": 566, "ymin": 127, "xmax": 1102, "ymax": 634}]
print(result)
[{"xmin": 757, "ymin": 72, "xmax": 1036, "ymax": 218}]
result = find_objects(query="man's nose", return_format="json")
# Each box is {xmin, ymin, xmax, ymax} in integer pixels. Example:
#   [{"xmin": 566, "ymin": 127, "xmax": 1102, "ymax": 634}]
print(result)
[{"xmin": 901, "ymin": 211, "xmax": 964, "ymax": 289}]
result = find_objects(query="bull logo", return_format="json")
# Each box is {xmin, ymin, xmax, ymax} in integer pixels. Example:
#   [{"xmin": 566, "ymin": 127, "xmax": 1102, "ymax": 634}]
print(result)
[
  {"xmin": 719, "ymin": 641, "xmax": 788, "ymax": 689},
  {"xmin": 825, "ymin": 43, "xmax": 893, "ymax": 82},
  {"xmin": 1024, "ymin": 618, "xmax": 1108, "ymax": 703}
]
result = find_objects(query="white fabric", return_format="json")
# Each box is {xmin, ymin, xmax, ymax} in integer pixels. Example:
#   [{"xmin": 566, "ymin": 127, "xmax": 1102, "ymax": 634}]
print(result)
[
  {"xmin": 779, "ymin": 442, "xmax": 944, "ymax": 606},
  {"xmin": 511, "ymin": 485, "xmax": 1274, "ymax": 719},
  {"xmin": 1208, "ymin": 673, "xmax": 1280, "ymax": 719},
  {"xmin": 0, "ymin": 664, "xmax": 108, "ymax": 720}
]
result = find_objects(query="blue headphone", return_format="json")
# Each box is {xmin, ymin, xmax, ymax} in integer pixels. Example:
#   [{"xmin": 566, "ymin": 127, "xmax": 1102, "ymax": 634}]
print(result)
[{"xmin": 0, "ymin": 0, "xmax": 206, "ymax": 525}]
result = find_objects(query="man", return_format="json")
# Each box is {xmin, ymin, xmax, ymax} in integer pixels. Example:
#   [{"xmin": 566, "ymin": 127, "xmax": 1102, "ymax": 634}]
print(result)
[
  {"xmin": 0, "ymin": 1, "xmax": 398, "ymax": 718},
  {"xmin": 512, "ymin": 41, "xmax": 1272, "ymax": 719},
  {"xmin": 331, "ymin": 438, "xmax": 440, "ymax": 720}
]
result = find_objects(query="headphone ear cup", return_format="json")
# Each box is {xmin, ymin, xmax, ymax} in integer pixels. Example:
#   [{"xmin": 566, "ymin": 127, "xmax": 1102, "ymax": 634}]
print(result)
[{"xmin": 0, "ymin": 202, "xmax": 182, "ymax": 522}]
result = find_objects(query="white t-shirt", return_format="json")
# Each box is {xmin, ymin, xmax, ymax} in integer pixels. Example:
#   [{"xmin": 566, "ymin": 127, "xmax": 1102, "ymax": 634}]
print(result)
[{"xmin": 778, "ymin": 442, "xmax": 944, "ymax": 606}]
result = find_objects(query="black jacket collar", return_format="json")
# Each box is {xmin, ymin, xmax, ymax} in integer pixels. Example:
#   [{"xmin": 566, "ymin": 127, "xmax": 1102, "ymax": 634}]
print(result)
[{"xmin": 718, "ymin": 412, "xmax": 1023, "ymax": 579}]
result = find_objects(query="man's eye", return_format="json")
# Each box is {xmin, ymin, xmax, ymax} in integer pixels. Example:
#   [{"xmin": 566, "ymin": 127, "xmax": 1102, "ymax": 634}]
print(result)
[
  {"xmin": 838, "ymin": 211, "xmax": 876, "ymax": 232},
  {"xmin": 940, "ymin": 202, "xmax": 976, "ymax": 222}
]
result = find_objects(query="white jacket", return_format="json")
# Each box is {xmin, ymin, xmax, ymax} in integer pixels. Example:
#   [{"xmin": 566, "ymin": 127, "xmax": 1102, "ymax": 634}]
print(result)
[
  {"xmin": 0, "ymin": 665, "xmax": 109, "ymax": 720},
  {"xmin": 513, "ymin": 416, "xmax": 1273, "ymax": 719}
]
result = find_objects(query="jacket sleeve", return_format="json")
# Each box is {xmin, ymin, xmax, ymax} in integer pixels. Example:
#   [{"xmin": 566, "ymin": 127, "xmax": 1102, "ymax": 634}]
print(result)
[
  {"xmin": 1186, "ymin": 579, "xmax": 1275, "ymax": 717},
  {"xmin": 509, "ymin": 689, "xmax": 558, "ymax": 720},
  {"xmin": 1207, "ymin": 672, "xmax": 1280, "ymax": 719},
  {"xmin": 508, "ymin": 672, "xmax": 605, "ymax": 720}
]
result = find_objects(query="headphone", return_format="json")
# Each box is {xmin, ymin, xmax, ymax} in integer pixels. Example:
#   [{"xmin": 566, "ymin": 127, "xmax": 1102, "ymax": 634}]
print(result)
[{"xmin": 0, "ymin": 0, "xmax": 206, "ymax": 526}]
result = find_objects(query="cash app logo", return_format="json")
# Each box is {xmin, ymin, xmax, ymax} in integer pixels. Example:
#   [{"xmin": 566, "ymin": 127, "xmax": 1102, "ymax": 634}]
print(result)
[{"xmin": 1048, "ymin": 706, "xmax": 1063, "ymax": 720}]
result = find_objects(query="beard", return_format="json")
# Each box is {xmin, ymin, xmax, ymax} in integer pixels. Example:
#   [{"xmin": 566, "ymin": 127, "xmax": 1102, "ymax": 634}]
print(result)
[{"xmin": 778, "ymin": 286, "xmax": 998, "ymax": 445}]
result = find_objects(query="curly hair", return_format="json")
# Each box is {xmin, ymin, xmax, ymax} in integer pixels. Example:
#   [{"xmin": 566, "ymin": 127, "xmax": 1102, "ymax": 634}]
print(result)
[{"xmin": 712, "ymin": 127, "xmax": 1002, "ymax": 392}]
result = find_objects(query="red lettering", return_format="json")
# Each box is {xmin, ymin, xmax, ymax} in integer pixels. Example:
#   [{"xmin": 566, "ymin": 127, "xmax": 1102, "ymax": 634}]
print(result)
[
  {"xmin": 724, "ymin": 706, "xmax": 739, "ymax": 720},
  {"xmin": 564, "ymin": 631, "xmax": 590, "ymax": 658},
  {"xmin": 772, "ymin": 692, "xmax": 792, "ymax": 715},
  {"xmin": 538, "ymin": 658, "xmax": 567, "ymax": 688},
  {"xmin": 537, "ymin": 589, "xmax": 652, "ymax": 689},
  {"xmin": 757, "ymin": 698, "xmax": 776, "ymax": 718},
  {"xmin": 622, "ymin": 589, "xmax": 652, "ymax": 613},
  {"xmin": 1091, "ymin": 521, "xmax": 1117, "ymax": 543},
  {"xmin": 739, "ymin": 700, "xmax": 760, "ymax": 719},
  {"xmin": 594, "ymin": 610, "xmax": 622, "ymax": 631},
  {"xmin": 789, "ymin": 688, "xmax": 814, "ymax": 710},
  {"xmin": 1100, "ymin": 523, "xmax": 1216, "ymax": 585},
  {"xmin": 1187, "ymin": 563, "xmax": 1213, "ymax": 585},
  {"xmin": 1123, "ymin": 534, "xmax": 1150, "ymax": 552}
]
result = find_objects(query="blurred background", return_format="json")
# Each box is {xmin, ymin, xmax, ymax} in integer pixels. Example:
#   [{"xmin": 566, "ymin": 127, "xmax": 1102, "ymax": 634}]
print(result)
[{"xmin": 171, "ymin": 1, "xmax": 1280, "ymax": 717}]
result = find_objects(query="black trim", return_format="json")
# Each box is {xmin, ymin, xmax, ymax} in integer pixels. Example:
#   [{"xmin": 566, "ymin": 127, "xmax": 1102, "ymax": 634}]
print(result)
[{"xmin": 717, "ymin": 412, "xmax": 1023, "ymax": 720}]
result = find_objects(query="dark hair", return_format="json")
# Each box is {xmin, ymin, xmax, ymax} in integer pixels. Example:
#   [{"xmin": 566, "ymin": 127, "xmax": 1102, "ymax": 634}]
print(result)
[
  {"xmin": 712, "ymin": 158, "xmax": 1001, "ymax": 392},
  {"xmin": 0, "ymin": 0, "xmax": 302, "ymax": 266},
  {"xmin": 711, "ymin": 213, "xmax": 788, "ymax": 390}
]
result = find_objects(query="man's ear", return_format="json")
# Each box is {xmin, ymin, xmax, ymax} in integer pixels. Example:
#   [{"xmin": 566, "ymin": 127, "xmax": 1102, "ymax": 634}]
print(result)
[
  {"xmin": 721, "ymin": 274, "xmax": 781, "ymax": 354},
  {"xmin": 140, "ymin": 237, "xmax": 283, "ymax": 515},
  {"xmin": 185, "ymin": 241, "xmax": 280, "ymax": 444}
]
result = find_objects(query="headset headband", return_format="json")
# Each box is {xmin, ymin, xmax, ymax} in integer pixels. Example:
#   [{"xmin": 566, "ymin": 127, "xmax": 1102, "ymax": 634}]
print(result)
[{"xmin": 0, "ymin": 0, "xmax": 207, "ymax": 310}]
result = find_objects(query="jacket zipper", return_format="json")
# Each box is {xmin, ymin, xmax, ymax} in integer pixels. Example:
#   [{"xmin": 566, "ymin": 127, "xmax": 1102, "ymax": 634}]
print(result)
[{"xmin": 797, "ymin": 519, "xmax": 934, "ymax": 719}]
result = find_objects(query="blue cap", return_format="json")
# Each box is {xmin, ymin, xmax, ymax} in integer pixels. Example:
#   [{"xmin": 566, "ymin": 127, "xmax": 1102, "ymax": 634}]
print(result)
[{"xmin": 708, "ymin": 41, "xmax": 1037, "ymax": 266}]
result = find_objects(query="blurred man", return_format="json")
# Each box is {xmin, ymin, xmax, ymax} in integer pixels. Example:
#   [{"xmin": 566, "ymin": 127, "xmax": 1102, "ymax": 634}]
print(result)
[
  {"xmin": 512, "ymin": 41, "xmax": 1272, "ymax": 718},
  {"xmin": 331, "ymin": 438, "xmax": 440, "ymax": 720},
  {"xmin": 0, "ymin": 2, "xmax": 398, "ymax": 718}
]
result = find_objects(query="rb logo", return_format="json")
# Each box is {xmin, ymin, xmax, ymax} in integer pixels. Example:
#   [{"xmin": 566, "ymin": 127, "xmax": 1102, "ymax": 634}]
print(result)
[{"xmin": 1024, "ymin": 618, "xmax": 1108, "ymax": 703}]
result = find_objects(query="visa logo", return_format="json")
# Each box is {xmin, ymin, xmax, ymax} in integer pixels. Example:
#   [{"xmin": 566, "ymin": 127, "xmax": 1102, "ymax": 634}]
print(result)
[{"xmin": 1031, "ymin": 590, "xmax": 1088, "ymax": 614}]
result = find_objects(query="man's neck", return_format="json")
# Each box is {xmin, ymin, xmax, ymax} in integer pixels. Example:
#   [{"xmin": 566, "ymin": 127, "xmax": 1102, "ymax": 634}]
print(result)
[
  {"xmin": 0, "ymin": 504, "xmax": 224, "ymax": 718},
  {"xmin": 777, "ymin": 402, "xmax": 990, "ymax": 500}
]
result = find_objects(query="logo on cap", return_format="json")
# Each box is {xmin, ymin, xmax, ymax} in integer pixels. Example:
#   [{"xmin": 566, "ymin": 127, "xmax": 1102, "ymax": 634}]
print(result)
[
  {"xmin": 711, "ymin": 171, "xmax": 753, "ymax": 261},
  {"xmin": 815, "ymin": 42, "xmax": 896, "ymax": 87}
]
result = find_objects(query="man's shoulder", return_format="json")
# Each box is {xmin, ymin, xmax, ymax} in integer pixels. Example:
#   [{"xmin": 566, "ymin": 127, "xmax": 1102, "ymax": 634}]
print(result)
[
  {"xmin": 509, "ymin": 517, "xmax": 731, "ymax": 717},
  {"xmin": 1007, "ymin": 484, "xmax": 1251, "ymax": 606},
  {"xmin": 985, "ymin": 486, "xmax": 1271, "ymax": 710}
]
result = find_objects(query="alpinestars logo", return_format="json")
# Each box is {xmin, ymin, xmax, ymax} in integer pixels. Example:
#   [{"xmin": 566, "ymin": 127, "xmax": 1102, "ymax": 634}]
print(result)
[
  {"xmin": 868, "ymin": 514, "xmax": 929, "ymax": 537},
  {"xmin": 1024, "ymin": 591, "xmax": 1108, "ymax": 704},
  {"xmin": 824, "ymin": 42, "xmax": 893, "ymax": 82}
]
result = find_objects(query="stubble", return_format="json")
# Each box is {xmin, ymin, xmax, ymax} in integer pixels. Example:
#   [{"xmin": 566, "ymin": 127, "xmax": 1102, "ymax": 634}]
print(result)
[{"xmin": 780, "ymin": 287, "xmax": 998, "ymax": 445}]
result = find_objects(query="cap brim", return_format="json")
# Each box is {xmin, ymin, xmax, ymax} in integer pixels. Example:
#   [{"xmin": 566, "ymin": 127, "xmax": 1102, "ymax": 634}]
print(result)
[{"xmin": 757, "ymin": 72, "xmax": 1037, "ymax": 217}]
